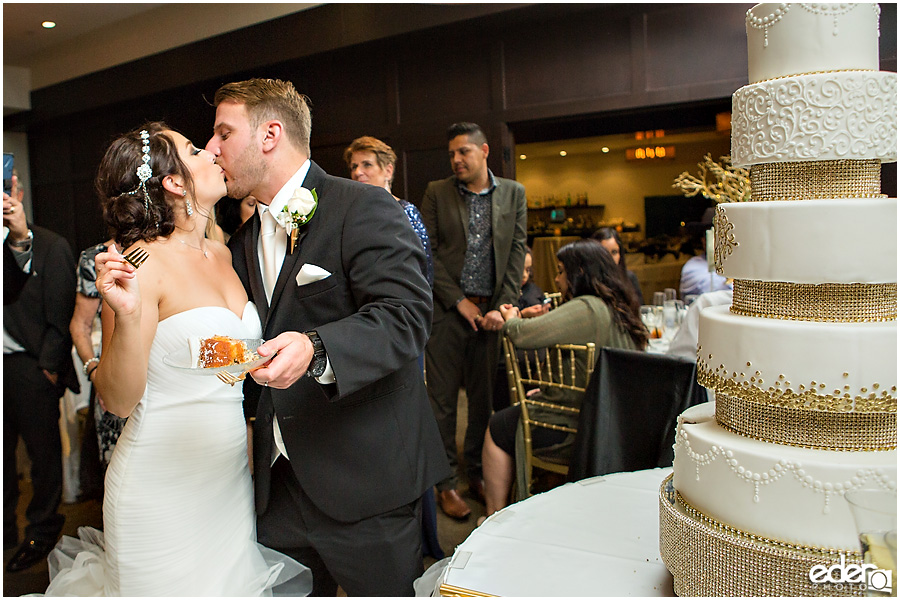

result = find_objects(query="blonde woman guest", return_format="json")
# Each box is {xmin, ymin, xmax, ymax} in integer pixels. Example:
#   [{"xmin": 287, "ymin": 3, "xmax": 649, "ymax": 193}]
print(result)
[
  {"xmin": 344, "ymin": 136, "xmax": 433, "ymax": 287},
  {"xmin": 344, "ymin": 135, "xmax": 443, "ymax": 560}
]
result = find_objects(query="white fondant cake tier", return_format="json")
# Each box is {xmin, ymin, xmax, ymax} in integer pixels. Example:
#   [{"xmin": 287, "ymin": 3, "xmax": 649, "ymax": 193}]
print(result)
[
  {"xmin": 731, "ymin": 71, "xmax": 898, "ymax": 167},
  {"xmin": 747, "ymin": 3, "xmax": 880, "ymax": 84},
  {"xmin": 714, "ymin": 198, "xmax": 897, "ymax": 283},
  {"xmin": 672, "ymin": 403, "xmax": 897, "ymax": 550},
  {"xmin": 697, "ymin": 305, "xmax": 897, "ymax": 408}
]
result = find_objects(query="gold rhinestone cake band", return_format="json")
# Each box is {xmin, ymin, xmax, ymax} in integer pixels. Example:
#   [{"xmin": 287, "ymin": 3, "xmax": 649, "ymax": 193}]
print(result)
[
  {"xmin": 696, "ymin": 359, "xmax": 898, "ymax": 415},
  {"xmin": 716, "ymin": 392, "xmax": 897, "ymax": 451},
  {"xmin": 731, "ymin": 280, "xmax": 897, "ymax": 322},
  {"xmin": 750, "ymin": 160, "xmax": 884, "ymax": 202},
  {"xmin": 659, "ymin": 476, "xmax": 865, "ymax": 597}
]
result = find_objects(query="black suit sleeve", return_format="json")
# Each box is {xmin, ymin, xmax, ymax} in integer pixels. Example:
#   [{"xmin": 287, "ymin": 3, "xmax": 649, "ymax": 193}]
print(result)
[
  {"xmin": 4, "ymin": 241, "xmax": 29, "ymax": 305},
  {"xmin": 38, "ymin": 234, "xmax": 76, "ymax": 375},
  {"xmin": 317, "ymin": 186, "xmax": 433, "ymax": 399}
]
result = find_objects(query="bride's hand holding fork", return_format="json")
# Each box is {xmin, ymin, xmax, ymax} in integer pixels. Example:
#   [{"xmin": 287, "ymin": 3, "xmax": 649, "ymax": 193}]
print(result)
[{"xmin": 95, "ymin": 243, "xmax": 142, "ymax": 319}]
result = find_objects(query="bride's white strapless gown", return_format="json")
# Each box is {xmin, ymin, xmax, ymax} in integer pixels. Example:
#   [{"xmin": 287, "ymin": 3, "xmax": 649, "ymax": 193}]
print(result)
[{"xmin": 44, "ymin": 303, "xmax": 311, "ymax": 596}]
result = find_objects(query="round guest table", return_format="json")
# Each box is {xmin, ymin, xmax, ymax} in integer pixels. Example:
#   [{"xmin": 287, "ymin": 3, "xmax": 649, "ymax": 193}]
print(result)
[{"xmin": 432, "ymin": 468, "xmax": 675, "ymax": 597}]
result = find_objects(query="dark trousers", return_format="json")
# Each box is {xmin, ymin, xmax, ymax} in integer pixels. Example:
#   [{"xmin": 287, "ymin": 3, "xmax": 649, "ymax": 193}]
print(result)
[
  {"xmin": 425, "ymin": 304, "xmax": 498, "ymax": 491},
  {"xmin": 258, "ymin": 457, "xmax": 423, "ymax": 597},
  {"xmin": 3, "ymin": 353, "xmax": 65, "ymax": 545}
]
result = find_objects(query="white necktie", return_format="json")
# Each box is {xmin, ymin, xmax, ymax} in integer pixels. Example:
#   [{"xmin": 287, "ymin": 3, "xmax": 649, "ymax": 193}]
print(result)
[
  {"xmin": 260, "ymin": 209, "xmax": 281, "ymax": 302},
  {"xmin": 260, "ymin": 208, "xmax": 291, "ymax": 464}
]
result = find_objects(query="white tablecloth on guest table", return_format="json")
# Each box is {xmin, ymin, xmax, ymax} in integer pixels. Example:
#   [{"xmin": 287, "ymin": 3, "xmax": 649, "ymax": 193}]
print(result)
[{"xmin": 436, "ymin": 468, "xmax": 674, "ymax": 596}]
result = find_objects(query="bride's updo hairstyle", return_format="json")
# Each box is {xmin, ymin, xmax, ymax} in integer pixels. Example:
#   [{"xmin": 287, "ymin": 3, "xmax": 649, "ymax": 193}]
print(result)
[{"xmin": 96, "ymin": 121, "xmax": 195, "ymax": 248}]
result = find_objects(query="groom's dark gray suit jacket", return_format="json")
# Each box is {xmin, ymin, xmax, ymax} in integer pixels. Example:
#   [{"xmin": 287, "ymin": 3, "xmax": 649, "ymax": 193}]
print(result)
[{"xmin": 229, "ymin": 161, "xmax": 449, "ymax": 523}]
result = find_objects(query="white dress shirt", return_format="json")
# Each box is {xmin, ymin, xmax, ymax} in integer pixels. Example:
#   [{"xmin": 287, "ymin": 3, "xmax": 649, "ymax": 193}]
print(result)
[{"xmin": 256, "ymin": 161, "xmax": 335, "ymax": 464}]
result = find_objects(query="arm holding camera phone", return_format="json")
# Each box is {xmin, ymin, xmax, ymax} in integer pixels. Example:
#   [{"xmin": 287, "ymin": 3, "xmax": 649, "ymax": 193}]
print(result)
[
  {"xmin": 4, "ymin": 174, "xmax": 32, "ymax": 305},
  {"xmin": 4, "ymin": 174, "xmax": 31, "ymax": 246}
]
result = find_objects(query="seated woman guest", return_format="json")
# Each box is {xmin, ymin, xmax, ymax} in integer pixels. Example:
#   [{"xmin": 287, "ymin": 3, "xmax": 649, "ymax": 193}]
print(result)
[
  {"xmin": 492, "ymin": 245, "xmax": 548, "ymax": 412},
  {"xmin": 482, "ymin": 239, "xmax": 648, "ymax": 519},
  {"xmin": 591, "ymin": 227, "xmax": 643, "ymax": 304}
]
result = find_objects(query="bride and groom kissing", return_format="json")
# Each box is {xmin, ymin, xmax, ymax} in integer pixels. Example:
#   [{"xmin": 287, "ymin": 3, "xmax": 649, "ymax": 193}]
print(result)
[{"xmin": 45, "ymin": 78, "xmax": 448, "ymax": 596}]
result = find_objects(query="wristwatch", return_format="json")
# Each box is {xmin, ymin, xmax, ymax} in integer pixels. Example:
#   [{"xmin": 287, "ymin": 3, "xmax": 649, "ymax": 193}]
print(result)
[
  {"xmin": 8, "ymin": 229, "xmax": 32, "ymax": 249},
  {"xmin": 304, "ymin": 331, "xmax": 327, "ymax": 378}
]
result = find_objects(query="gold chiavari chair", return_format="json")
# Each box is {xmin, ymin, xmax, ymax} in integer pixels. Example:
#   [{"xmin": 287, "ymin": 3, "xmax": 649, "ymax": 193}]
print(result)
[{"xmin": 502, "ymin": 334, "xmax": 596, "ymax": 498}]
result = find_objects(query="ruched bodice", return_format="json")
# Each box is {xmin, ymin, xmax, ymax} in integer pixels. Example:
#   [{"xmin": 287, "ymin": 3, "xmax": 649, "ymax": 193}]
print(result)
[{"xmin": 45, "ymin": 303, "xmax": 310, "ymax": 596}]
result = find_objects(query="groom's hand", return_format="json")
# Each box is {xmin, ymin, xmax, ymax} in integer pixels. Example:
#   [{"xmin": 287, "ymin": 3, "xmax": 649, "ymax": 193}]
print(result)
[{"xmin": 250, "ymin": 331, "xmax": 314, "ymax": 389}]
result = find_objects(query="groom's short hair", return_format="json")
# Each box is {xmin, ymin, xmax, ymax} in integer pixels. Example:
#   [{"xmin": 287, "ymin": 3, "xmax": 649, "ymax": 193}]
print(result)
[{"xmin": 213, "ymin": 78, "xmax": 312, "ymax": 156}]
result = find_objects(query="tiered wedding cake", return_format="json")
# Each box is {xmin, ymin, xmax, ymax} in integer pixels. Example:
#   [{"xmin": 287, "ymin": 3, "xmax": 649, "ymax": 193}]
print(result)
[{"xmin": 659, "ymin": 4, "xmax": 897, "ymax": 596}]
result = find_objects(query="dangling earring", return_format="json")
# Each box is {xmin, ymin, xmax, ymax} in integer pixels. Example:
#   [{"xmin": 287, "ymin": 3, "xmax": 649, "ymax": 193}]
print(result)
[{"xmin": 183, "ymin": 190, "xmax": 194, "ymax": 216}]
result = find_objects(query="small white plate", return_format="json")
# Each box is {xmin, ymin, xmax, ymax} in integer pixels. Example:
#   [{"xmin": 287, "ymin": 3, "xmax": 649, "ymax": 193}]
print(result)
[{"xmin": 163, "ymin": 338, "xmax": 269, "ymax": 376}]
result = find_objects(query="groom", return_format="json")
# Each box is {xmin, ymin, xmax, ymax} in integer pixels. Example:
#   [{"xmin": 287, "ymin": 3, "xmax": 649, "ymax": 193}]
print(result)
[{"xmin": 206, "ymin": 79, "xmax": 449, "ymax": 596}]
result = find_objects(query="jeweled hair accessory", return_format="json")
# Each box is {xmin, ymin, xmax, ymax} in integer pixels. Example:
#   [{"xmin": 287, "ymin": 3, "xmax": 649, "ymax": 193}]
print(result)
[{"xmin": 128, "ymin": 130, "xmax": 153, "ymax": 215}]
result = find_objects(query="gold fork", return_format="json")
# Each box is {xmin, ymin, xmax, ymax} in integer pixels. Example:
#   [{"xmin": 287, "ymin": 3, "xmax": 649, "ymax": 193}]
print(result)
[
  {"xmin": 216, "ymin": 370, "xmax": 245, "ymax": 386},
  {"xmin": 123, "ymin": 246, "xmax": 149, "ymax": 269}
]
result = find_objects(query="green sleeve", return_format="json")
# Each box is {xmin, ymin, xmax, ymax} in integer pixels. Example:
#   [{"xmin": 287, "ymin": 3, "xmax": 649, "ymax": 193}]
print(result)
[{"xmin": 501, "ymin": 298, "xmax": 610, "ymax": 349}]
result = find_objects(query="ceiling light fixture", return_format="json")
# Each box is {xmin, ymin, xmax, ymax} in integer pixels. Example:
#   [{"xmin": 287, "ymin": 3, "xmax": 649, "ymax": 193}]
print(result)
[
  {"xmin": 559, "ymin": 151, "xmax": 567, "ymax": 157},
  {"xmin": 519, "ymin": 154, "xmax": 527, "ymax": 160},
  {"xmin": 42, "ymin": 21, "xmax": 56, "ymax": 29},
  {"xmin": 601, "ymin": 147, "xmax": 610, "ymax": 153}
]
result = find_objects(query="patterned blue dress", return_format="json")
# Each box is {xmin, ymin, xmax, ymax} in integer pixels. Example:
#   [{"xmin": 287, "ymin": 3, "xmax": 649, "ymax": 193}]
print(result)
[
  {"xmin": 400, "ymin": 200, "xmax": 434, "ymax": 288},
  {"xmin": 77, "ymin": 243, "xmax": 127, "ymax": 464}
]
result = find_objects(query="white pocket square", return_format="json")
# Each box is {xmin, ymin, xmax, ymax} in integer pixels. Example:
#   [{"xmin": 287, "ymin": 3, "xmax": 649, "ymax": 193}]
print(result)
[{"xmin": 296, "ymin": 263, "xmax": 331, "ymax": 286}]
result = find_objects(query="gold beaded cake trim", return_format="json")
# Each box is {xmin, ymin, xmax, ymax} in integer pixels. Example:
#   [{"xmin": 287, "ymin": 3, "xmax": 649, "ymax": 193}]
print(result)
[
  {"xmin": 696, "ymin": 355, "xmax": 898, "ymax": 415},
  {"xmin": 659, "ymin": 476, "xmax": 865, "ymax": 597},
  {"xmin": 731, "ymin": 280, "xmax": 897, "ymax": 323},
  {"xmin": 716, "ymin": 392, "xmax": 897, "ymax": 450},
  {"xmin": 750, "ymin": 160, "xmax": 884, "ymax": 202}
]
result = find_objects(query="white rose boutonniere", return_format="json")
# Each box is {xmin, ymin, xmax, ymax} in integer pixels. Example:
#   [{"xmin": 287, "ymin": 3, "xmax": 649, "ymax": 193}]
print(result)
[{"xmin": 275, "ymin": 187, "xmax": 318, "ymax": 253}]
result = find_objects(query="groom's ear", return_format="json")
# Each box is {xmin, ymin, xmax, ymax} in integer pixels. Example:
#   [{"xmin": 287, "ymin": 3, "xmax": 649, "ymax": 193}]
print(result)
[{"xmin": 260, "ymin": 120, "xmax": 285, "ymax": 153}]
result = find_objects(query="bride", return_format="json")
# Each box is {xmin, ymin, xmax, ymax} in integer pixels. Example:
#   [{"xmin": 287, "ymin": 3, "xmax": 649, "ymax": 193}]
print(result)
[{"xmin": 44, "ymin": 123, "xmax": 311, "ymax": 596}]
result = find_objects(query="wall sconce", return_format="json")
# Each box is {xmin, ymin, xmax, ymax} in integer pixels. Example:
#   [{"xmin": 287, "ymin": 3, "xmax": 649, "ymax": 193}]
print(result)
[
  {"xmin": 716, "ymin": 112, "xmax": 732, "ymax": 134},
  {"xmin": 635, "ymin": 129, "xmax": 665, "ymax": 141},
  {"xmin": 625, "ymin": 145, "xmax": 675, "ymax": 161}
]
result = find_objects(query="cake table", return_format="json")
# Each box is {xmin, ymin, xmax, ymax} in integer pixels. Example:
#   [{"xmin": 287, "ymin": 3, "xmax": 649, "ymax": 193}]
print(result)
[{"xmin": 436, "ymin": 468, "xmax": 674, "ymax": 597}]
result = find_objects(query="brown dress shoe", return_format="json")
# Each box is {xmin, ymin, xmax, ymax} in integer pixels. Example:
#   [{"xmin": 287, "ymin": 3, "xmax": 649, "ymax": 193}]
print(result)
[{"xmin": 438, "ymin": 489, "xmax": 471, "ymax": 520}]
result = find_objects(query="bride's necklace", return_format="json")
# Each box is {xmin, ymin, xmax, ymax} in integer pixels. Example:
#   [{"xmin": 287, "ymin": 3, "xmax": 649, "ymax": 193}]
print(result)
[{"xmin": 175, "ymin": 237, "xmax": 209, "ymax": 258}]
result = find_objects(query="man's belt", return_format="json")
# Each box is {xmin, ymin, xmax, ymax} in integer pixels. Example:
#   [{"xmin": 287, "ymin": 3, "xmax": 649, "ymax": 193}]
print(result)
[{"xmin": 465, "ymin": 295, "xmax": 491, "ymax": 305}]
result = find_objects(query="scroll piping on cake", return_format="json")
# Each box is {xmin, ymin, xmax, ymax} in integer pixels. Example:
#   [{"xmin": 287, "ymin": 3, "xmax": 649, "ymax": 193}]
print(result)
[
  {"xmin": 659, "ymin": 475, "xmax": 865, "ymax": 598},
  {"xmin": 730, "ymin": 280, "xmax": 897, "ymax": 323},
  {"xmin": 749, "ymin": 160, "xmax": 884, "ymax": 202},
  {"xmin": 715, "ymin": 392, "xmax": 897, "ymax": 451}
]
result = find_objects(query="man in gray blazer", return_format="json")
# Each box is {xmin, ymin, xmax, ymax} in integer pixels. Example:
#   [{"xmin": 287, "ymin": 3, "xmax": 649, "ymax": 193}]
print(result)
[
  {"xmin": 421, "ymin": 123, "xmax": 527, "ymax": 519},
  {"xmin": 206, "ymin": 78, "xmax": 448, "ymax": 596}
]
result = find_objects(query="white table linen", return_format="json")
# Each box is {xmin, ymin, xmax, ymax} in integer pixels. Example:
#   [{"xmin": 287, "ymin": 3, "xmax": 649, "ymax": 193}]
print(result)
[{"xmin": 435, "ymin": 467, "xmax": 674, "ymax": 596}]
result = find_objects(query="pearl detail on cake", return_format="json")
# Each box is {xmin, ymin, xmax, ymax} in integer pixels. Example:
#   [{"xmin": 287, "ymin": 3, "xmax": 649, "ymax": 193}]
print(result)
[
  {"xmin": 800, "ymin": 3, "xmax": 862, "ymax": 36},
  {"xmin": 676, "ymin": 421, "xmax": 896, "ymax": 513},
  {"xmin": 746, "ymin": 3, "xmax": 789, "ymax": 47}
]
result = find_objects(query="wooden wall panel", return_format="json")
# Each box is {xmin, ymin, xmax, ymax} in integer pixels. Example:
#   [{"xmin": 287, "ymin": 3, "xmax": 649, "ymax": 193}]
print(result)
[
  {"xmin": 397, "ymin": 33, "xmax": 495, "ymax": 124},
  {"xmin": 644, "ymin": 3, "xmax": 751, "ymax": 92},
  {"xmin": 281, "ymin": 49, "xmax": 395, "ymax": 141},
  {"xmin": 503, "ymin": 10, "xmax": 632, "ymax": 109}
]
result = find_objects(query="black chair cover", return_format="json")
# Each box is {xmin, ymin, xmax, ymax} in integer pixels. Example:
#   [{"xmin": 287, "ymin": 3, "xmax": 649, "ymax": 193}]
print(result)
[{"xmin": 567, "ymin": 347, "xmax": 708, "ymax": 482}]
